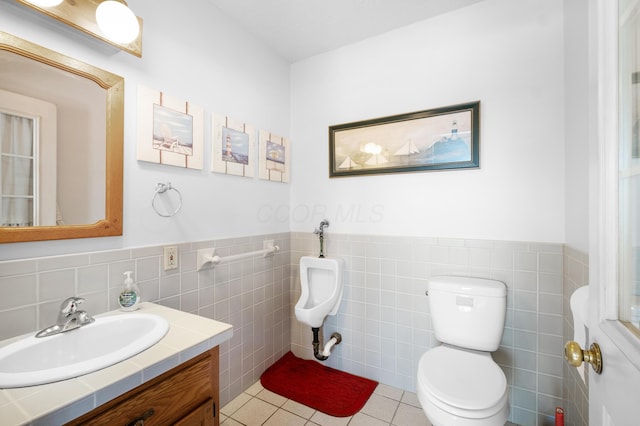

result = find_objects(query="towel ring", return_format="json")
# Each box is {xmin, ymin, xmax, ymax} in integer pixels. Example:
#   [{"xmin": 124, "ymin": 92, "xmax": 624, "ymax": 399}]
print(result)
[{"xmin": 152, "ymin": 182, "xmax": 182, "ymax": 217}]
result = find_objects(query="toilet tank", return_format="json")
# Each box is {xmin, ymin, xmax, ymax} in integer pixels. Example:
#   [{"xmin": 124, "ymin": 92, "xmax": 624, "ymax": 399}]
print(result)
[{"xmin": 427, "ymin": 276, "xmax": 507, "ymax": 351}]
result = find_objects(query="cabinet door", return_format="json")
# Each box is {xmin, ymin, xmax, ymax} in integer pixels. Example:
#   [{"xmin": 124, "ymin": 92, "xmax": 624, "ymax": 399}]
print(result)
[
  {"xmin": 71, "ymin": 354, "xmax": 213, "ymax": 425},
  {"xmin": 174, "ymin": 399, "xmax": 214, "ymax": 426}
]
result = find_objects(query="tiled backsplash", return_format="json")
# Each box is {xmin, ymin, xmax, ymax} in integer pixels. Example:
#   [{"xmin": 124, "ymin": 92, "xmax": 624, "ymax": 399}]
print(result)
[
  {"xmin": 0, "ymin": 233, "xmax": 291, "ymax": 407},
  {"xmin": 1, "ymin": 232, "xmax": 585, "ymax": 425},
  {"xmin": 290, "ymin": 232, "xmax": 565, "ymax": 426}
]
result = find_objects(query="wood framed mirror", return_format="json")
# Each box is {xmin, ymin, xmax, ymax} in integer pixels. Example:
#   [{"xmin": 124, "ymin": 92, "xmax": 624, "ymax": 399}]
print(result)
[{"xmin": 0, "ymin": 31, "xmax": 123, "ymax": 243}]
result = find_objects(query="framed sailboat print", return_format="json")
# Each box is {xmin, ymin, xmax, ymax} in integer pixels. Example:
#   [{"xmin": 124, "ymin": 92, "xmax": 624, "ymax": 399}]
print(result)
[{"xmin": 329, "ymin": 101, "xmax": 480, "ymax": 177}]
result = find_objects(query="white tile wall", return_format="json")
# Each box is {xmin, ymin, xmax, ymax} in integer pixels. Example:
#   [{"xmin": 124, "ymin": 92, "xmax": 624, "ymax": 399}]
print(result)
[
  {"xmin": 562, "ymin": 246, "xmax": 589, "ymax": 426},
  {"xmin": 0, "ymin": 232, "xmax": 575, "ymax": 425},
  {"xmin": 290, "ymin": 232, "xmax": 565, "ymax": 426},
  {"xmin": 0, "ymin": 233, "xmax": 291, "ymax": 407}
]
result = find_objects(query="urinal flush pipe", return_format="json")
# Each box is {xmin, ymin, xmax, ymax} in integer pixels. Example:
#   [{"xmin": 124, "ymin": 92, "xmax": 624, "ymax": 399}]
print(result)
[
  {"xmin": 311, "ymin": 327, "xmax": 342, "ymax": 361},
  {"xmin": 318, "ymin": 234, "xmax": 325, "ymax": 258},
  {"xmin": 314, "ymin": 219, "xmax": 330, "ymax": 258}
]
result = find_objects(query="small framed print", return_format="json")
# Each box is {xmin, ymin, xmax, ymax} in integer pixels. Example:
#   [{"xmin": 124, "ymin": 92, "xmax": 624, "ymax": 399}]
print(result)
[
  {"xmin": 212, "ymin": 114, "xmax": 255, "ymax": 177},
  {"xmin": 136, "ymin": 85, "xmax": 204, "ymax": 169},
  {"xmin": 259, "ymin": 130, "xmax": 290, "ymax": 182}
]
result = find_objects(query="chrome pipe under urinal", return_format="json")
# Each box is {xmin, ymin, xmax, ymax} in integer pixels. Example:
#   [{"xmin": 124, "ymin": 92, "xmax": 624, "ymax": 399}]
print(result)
[{"xmin": 311, "ymin": 327, "xmax": 342, "ymax": 361}]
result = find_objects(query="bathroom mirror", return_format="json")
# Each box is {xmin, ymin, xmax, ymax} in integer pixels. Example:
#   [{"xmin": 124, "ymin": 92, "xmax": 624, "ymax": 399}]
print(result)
[{"xmin": 0, "ymin": 31, "xmax": 123, "ymax": 243}]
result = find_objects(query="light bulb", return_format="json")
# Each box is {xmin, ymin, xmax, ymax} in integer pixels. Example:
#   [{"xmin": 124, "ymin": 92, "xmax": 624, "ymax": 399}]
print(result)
[
  {"xmin": 95, "ymin": 1, "xmax": 139, "ymax": 44},
  {"xmin": 25, "ymin": 0, "xmax": 64, "ymax": 6}
]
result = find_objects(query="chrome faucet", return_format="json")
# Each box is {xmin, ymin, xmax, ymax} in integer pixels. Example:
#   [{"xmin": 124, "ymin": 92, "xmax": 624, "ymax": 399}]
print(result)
[{"xmin": 35, "ymin": 297, "xmax": 94, "ymax": 338}]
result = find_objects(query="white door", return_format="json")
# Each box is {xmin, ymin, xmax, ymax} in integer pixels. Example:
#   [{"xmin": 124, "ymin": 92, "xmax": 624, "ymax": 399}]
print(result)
[{"xmin": 587, "ymin": 0, "xmax": 640, "ymax": 424}]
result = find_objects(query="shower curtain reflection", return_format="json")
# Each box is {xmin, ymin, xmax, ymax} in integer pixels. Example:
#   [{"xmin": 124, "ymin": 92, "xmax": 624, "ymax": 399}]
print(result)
[{"xmin": 0, "ymin": 112, "xmax": 34, "ymax": 227}]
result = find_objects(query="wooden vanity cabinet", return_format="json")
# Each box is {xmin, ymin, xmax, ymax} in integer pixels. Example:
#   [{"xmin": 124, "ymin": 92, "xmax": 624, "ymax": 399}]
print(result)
[{"xmin": 66, "ymin": 347, "xmax": 219, "ymax": 426}]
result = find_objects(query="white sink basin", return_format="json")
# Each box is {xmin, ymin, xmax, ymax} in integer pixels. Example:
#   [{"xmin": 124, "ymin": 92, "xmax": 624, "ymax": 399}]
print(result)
[{"xmin": 0, "ymin": 312, "xmax": 169, "ymax": 388}]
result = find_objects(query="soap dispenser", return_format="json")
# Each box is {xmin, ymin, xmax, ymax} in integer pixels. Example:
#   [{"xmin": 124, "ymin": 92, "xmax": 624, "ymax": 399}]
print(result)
[{"xmin": 119, "ymin": 271, "xmax": 140, "ymax": 311}]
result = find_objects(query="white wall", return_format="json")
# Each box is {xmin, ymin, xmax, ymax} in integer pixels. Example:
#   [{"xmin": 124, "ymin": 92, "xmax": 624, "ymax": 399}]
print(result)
[
  {"xmin": 290, "ymin": 0, "xmax": 566, "ymax": 243},
  {"xmin": 0, "ymin": 0, "xmax": 291, "ymax": 260},
  {"xmin": 0, "ymin": 0, "xmax": 578, "ymax": 254},
  {"xmin": 563, "ymin": 0, "xmax": 591, "ymax": 253}
]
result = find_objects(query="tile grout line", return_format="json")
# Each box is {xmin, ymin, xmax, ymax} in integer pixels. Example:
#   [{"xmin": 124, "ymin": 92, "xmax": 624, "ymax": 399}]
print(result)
[{"xmin": 223, "ymin": 380, "xmax": 431, "ymax": 426}]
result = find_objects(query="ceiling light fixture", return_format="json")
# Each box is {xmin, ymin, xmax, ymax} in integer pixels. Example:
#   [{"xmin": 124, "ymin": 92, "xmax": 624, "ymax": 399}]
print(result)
[
  {"xmin": 95, "ymin": 0, "xmax": 140, "ymax": 44},
  {"xmin": 15, "ymin": 0, "xmax": 143, "ymax": 57},
  {"xmin": 23, "ymin": 0, "xmax": 63, "ymax": 6}
]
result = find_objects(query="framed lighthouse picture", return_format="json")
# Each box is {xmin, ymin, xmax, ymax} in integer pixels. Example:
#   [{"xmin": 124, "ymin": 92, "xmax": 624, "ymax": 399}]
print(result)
[
  {"xmin": 211, "ymin": 114, "xmax": 255, "ymax": 177},
  {"xmin": 328, "ymin": 101, "xmax": 480, "ymax": 177}
]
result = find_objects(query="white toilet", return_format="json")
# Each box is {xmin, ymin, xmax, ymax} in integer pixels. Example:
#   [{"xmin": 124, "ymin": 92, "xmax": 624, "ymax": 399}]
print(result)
[
  {"xmin": 295, "ymin": 256, "xmax": 344, "ymax": 328},
  {"xmin": 417, "ymin": 276, "xmax": 509, "ymax": 426}
]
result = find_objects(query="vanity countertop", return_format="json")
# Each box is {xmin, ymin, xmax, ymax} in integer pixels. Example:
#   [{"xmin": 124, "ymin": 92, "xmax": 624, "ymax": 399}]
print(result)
[{"xmin": 0, "ymin": 303, "xmax": 233, "ymax": 425}]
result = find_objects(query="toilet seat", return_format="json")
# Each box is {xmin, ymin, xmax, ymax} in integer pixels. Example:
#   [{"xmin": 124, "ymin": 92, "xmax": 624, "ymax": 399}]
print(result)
[{"xmin": 417, "ymin": 345, "xmax": 508, "ymax": 419}]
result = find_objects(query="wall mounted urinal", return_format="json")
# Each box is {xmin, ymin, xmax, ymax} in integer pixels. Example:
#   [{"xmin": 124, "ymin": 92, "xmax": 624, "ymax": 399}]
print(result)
[{"xmin": 295, "ymin": 256, "xmax": 344, "ymax": 328}]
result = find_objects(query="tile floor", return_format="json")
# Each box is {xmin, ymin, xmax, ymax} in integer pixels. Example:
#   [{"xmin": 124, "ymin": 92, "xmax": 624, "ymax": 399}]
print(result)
[{"xmin": 220, "ymin": 380, "xmax": 431, "ymax": 426}]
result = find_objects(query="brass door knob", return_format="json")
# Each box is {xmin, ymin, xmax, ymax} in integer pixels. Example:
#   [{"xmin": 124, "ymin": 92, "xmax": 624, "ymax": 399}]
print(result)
[{"xmin": 564, "ymin": 341, "xmax": 603, "ymax": 374}]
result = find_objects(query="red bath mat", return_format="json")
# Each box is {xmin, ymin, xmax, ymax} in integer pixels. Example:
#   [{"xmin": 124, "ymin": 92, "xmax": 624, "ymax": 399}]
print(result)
[{"xmin": 260, "ymin": 351, "xmax": 378, "ymax": 417}]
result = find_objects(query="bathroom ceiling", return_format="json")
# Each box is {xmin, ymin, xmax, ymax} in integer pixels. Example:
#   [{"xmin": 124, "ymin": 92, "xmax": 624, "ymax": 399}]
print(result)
[{"xmin": 205, "ymin": 0, "xmax": 486, "ymax": 62}]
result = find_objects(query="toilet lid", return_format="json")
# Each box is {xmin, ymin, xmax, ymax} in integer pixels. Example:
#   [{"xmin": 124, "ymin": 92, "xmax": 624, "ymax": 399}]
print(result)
[{"xmin": 418, "ymin": 346, "xmax": 507, "ymax": 411}]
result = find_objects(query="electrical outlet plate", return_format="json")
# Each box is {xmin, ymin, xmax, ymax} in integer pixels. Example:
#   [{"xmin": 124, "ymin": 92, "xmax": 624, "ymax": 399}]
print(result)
[{"xmin": 163, "ymin": 246, "xmax": 178, "ymax": 270}]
